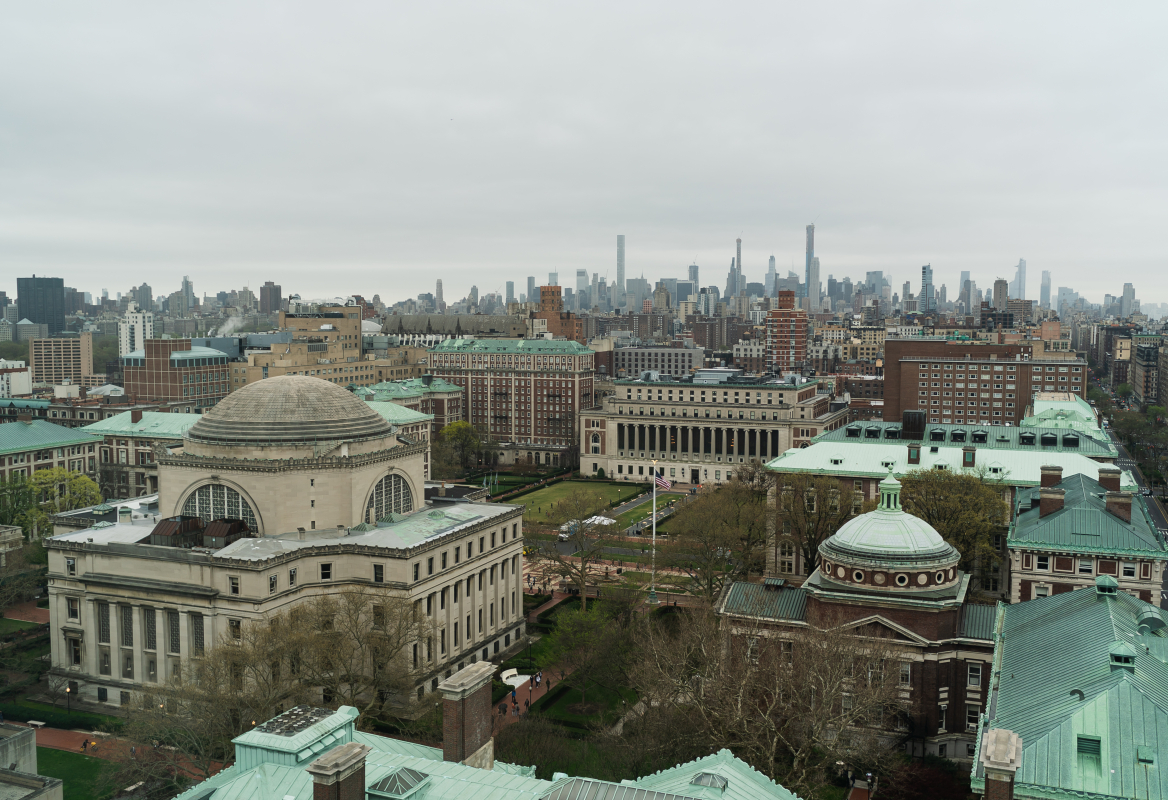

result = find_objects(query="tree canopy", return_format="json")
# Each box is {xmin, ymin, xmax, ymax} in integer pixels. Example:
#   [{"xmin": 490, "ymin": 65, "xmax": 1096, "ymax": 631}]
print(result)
[{"xmin": 898, "ymin": 467, "xmax": 1008, "ymax": 573}]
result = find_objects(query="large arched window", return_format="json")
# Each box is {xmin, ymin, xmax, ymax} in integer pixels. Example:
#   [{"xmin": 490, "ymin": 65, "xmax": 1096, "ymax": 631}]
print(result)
[
  {"xmin": 590, "ymin": 434, "xmax": 600, "ymax": 454},
  {"xmin": 366, "ymin": 474, "xmax": 413, "ymax": 523},
  {"xmin": 182, "ymin": 484, "xmax": 258, "ymax": 531}
]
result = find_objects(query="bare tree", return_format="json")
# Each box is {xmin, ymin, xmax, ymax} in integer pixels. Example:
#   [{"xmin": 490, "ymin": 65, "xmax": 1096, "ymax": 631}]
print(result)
[
  {"xmin": 661, "ymin": 491, "xmax": 740, "ymax": 600},
  {"xmin": 533, "ymin": 488, "xmax": 618, "ymax": 611},
  {"xmin": 633, "ymin": 604, "xmax": 911, "ymax": 799},
  {"xmin": 773, "ymin": 473, "xmax": 875, "ymax": 578}
]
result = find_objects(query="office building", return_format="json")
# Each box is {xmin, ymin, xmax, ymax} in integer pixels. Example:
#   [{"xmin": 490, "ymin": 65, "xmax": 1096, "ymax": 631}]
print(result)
[
  {"xmin": 882, "ymin": 338, "xmax": 1087, "ymax": 424},
  {"xmin": 118, "ymin": 302, "xmax": 155, "ymax": 357},
  {"xmin": 435, "ymin": 279, "xmax": 444, "ymax": 305},
  {"xmin": 688, "ymin": 262, "xmax": 699, "ymax": 285},
  {"xmin": 616, "ymin": 234, "xmax": 625, "ymax": 294},
  {"xmin": 920, "ymin": 264, "xmax": 935, "ymax": 314},
  {"xmin": 807, "ymin": 256, "xmax": 821, "ymax": 311},
  {"xmin": 524, "ymin": 277, "xmax": 534, "ymax": 307},
  {"xmin": 993, "ymin": 279, "xmax": 1009, "ymax": 311},
  {"xmin": 505, "ymin": 281, "xmax": 515, "ymax": 305},
  {"xmin": 613, "ymin": 346, "xmax": 703, "ymax": 378},
  {"xmin": 1040, "ymin": 270, "xmax": 1051, "ymax": 309},
  {"xmin": 429, "ymin": 338, "xmax": 595, "ymax": 459},
  {"xmin": 765, "ymin": 290, "xmax": 808, "ymax": 373},
  {"xmin": 122, "ymin": 340, "xmax": 230, "ymax": 408},
  {"xmin": 16, "ymin": 275, "xmax": 65, "ymax": 336},
  {"xmin": 548, "ymin": 272, "xmax": 558, "ymax": 287},
  {"xmin": 259, "ymin": 281, "xmax": 282, "ymax": 315},
  {"xmin": 1121, "ymin": 283, "xmax": 1136, "ymax": 318},
  {"xmin": 29, "ymin": 332, "xmax": 101, "ymax": 387}
]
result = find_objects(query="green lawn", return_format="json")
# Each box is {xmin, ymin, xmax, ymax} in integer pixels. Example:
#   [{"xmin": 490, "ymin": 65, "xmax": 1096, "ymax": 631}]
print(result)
[
  {"xmin": 613, "ymin": 495, "xmax": 675, "ymax": 529},
  {"xmin": 511, "ymin": 482, "xmax": 645, "ymax": 525},
  {"xmin": 36, "ymin": 747, "xmax": 108, "ymax": 800},
  {"xmin": 536, "ymin": 682, "xmax": 639, "ymax": 728},
  {"xmin": 0, "ymin": 618, "xmax": 41, "ymax": 634}
]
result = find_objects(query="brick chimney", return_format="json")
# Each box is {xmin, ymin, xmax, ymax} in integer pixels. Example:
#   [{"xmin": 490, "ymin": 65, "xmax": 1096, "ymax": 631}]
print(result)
[
  {"xmin": 1039, "ymin": 487, "xmax": 1065, "ymax": 518},
  {"xmin": 1097, "ymin": 465, "xmax": 1121, "ymax": 492},
  {"xmin": 1040, "ymin": 465, "xmax": 1063, "ymax": 488},
  {"xmin": 16, "ymin": 413, "xmax": 31, "ymax": 425},
  {"xmin": 1105, "ymin": 491, "xmax": 1132, "ymax": 523},
  {"xmin": 131, "ymin": 408, "xmax": 143, "ymax": 424},
  {"xmin": 305, "ymin": 741, "xmax": 370, "ymax": 800},
  {"xmin": 980, "ymin": 728, "xmax": 1022, "ymax": 800},
  {"xmin": 439, "ymin": 662, "xmax": 495, "ymax": 769}
]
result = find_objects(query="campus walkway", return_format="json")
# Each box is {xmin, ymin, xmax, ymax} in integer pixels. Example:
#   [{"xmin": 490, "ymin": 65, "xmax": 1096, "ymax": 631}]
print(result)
[{"xmin": 5, "ymin": 600, "xmax": 49, "ymax": 624}]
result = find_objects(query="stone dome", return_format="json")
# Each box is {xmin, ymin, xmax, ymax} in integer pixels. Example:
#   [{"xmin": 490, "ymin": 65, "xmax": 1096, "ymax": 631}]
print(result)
[
  {"xmin": 187, "ymin": 375, "xmax": 394, "ymax": 445},
  {"xmin": 818, "ymin": 470, "xmax": 961, "ymax": 592}
]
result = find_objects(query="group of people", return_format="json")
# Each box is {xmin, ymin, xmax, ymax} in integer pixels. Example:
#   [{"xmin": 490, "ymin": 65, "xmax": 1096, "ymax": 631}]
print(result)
[{"xmin": 497, "ymin": 671, "xmax": 553, "ymax": 719}]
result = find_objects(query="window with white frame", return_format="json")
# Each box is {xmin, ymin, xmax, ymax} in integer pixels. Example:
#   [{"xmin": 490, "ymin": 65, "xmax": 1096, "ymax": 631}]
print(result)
[{"xmin": 967, "ymin": 662, "xmax": 982, "ymax": 687}]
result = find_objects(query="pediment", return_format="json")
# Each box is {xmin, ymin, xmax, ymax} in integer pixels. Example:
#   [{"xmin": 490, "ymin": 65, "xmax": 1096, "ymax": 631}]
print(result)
[{"xmin": 833, "ymin": 614, "xmax": 930, "ymax": 646}]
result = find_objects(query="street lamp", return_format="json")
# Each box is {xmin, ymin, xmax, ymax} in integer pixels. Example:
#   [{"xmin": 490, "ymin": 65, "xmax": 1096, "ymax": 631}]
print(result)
[
  {"xmin": 648, "ymin": 459, "xmax": 660, "ymax": 605},
  {"xmin": 65, "ymin": 686, "xmax": 70, "ymax": 714}
]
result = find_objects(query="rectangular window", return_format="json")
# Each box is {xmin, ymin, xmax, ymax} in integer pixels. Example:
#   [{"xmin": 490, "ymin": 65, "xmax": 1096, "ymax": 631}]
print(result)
[
  {"xmin": 491, "ymin": 532, "xmax": 497, "ymax": 548},
  {"xmin": 67, "ymin": 598, "xmax": 79, "ymax": 620},
  {"xmin": 967, "ymin": 704, "xmax": 980, "ymax": 729},
  {"xmin": 900, "ymin": 662, "xmax": 911, "ymax": 686},
  {"xmin": 168, "ymin": 611, "xmax": 180, "ymax": 654},
  {"xmin": 428, "ymin": 557, "xmax": 434, "ymax": 575},
  {"xmin": 1078, "ymin": 559, "xmax": 1093, "ymax": 574},
  {"xmin": 320, "ymin": 563, "xmax": 332, "ymax": 581},
  {"xmin": 122, "ymin": 606, "xmax": 133, "ymax": 647},
  {"xmin": 191, "ymin": 613, "xmax": 204, "ymax": 654},
  {"xmin": 229, "ymin": 576, "xmax": 240, "ymax": 595},
  {"xmin": 967, "ymin": 662, "xmax": 982, "ymax": 687},
  {"xmin": 1123, "ymin": 562, "xmax": 1137, "ymax": 578},
  {"xmin": 66, "ymin": 557, "xmax": 76, "ymax": 576},
  {"xmin": 1036, "ymin": 555, "xmax": 1050, "ymax": 571},
  {"xmin": 454, "ymin": 546, "xmax": 460, "ymax": 564},
  {"xmin": 442, "ymin": 552, "xmax": 448, "ymax": 569},
  {"xmin": 413, "ymin": 563, "xmax": 420, "ymax": 581},
  {"xmin": 269, "ymin": 574, "xmax": 278, "ymax": 594},
  {"xmin": 289, "ymin": 568, "xmax": 297, "ymax": 586},
  {"xmin": 374, "ymin": 564, "xmax": 384, "ymax": 583},
  {"xmin": 229, "ymin": 619, "xmax": 242, "ymax": 640},
  {"xmin": 144, "ymin": 608, "xmax": 156, "ymax": 650},
  {"xmin": 98, "ymin": 603, "xmax": 110, "ymax": 643}
]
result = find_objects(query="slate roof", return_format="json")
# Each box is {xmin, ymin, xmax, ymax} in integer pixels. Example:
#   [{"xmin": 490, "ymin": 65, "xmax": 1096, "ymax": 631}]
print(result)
[
  {"xmin": 430, "ymin": 339, "xmax": 593, "ymax": 355},
  {"xmin": 1009, "ymin": 473, "xmax": 1167, "ymax": 558},
  {"xmin": 718, "ymin": 581, "xmax": 808, "ymax": 622},
  {"xmin": 0, "ymin": 419, "xmax": 99, "ymax": 456},
  {"xmin": 82, "ymin": 410, "xmax": 202, "ymax": 440},
  {"xmin": 976, "ymin": 584, "xmax": 1168, "ymax": 799}
]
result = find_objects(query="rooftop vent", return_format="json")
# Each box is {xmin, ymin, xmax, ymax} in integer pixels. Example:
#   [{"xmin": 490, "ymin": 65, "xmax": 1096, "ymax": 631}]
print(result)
[
  {"xmin": 691, "ymin": 772, "xmax": 729, "ymax": 791},
  {"xmin": 368, "ymin": 768, "xmax": 429, "ymax": 798},
  {"xmin": 1096, "ymin": 575, "xmax": 1119, "ymax": 596},
  {"xmin": 1109, "ymin": 640, "xmax": 1138, "ymax": 670}
]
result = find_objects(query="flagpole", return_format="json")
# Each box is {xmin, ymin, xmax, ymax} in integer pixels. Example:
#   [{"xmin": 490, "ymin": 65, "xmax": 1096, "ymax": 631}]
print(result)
[{"xmin": 649, "ymin": 458, "xmax": 659, "ymax": 605}]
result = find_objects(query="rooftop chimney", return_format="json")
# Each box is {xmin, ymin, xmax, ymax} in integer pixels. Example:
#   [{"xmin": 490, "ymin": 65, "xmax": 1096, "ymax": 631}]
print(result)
[
  {"xmin": 979, "ymin": 728, "xmax": 1022, "ymax": 800},
  {"xmin": 1097, "ymin": 465, "xmax": 1121, "ymax": 492},
  {"xmin": 17, "ymin": 414, "xmax": 31, "ymax": 425},
  {"xmin": 1040, "ymin": 465, "xmax": 1063, "ymax": 488},
  {"xmin": 131, "ymin": 408, "xmax": 143, "ymax": 424},
  {"xmin": 305, "ymin": 741, "xmax": 371, "ymax": 800},
  {"xmin": 1105, "ymin": 491, "xmax": 1132, "ymax": 523},
  {"xmin": 439, "ymin": 662, "xmax": 495, "ymax": 769},
  {"xmin": 1039, "ymin": 487, "xmax": 1065, "ymax": 518}
]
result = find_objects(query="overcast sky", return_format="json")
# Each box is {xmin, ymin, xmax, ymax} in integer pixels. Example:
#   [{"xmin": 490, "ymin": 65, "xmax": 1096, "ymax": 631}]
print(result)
[{"xmin": 2, "ymin": 3, "xmax": 1166, "ymax": 308}]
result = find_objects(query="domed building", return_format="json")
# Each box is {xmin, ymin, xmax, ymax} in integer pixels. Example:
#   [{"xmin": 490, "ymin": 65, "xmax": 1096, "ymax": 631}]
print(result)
[
  {"xmin": 159, "ymin": 376, "xmax": 424, "ymax": 535},
  {"xmin": 45, "ymin": 376, "xmax": 526, "ymax": 708},
  {"xmin": 716, "ymin": 469, "xmax": 996, "ymax": 765}
]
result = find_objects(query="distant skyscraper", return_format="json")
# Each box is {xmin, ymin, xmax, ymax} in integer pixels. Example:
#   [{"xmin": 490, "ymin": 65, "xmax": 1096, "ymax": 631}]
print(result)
[
  {"xmin": 1040, "ymin": 271, "xmax": 1051, "ymax": 309},
  {"xmin": 549, "ymin": 272, "xmax": 559, "ymax": 287},
  {"xmin": 688, "ymin": 263, "xmax": 699, "ymax": 285},
  {"xmin": 1010, "ymin": 259, "xmax": 1026, "ymax": 300},
  {"xmin": 805, "ymin": 224, "xmax": 815, "ymax": 294},
  {"xmin": 526, "ymin": 277, "xmax": 535, "ymax": 305},
  {"xmin": 469, "ymin": 285, "xmax": 478, "ymax": 306},
  {"xmin": 616, "ymin": 235, "xmax": 625, "ymax": 294},
  {"xmin": 920, "ymin": 265, "xmax": 935, "ymax": 314},
  {"xmin": 767, "ymin": 255, "xmax": 776, "ymax": 297},
  {"xmin": 808, "ymin": 256, "xmax": 821, "ymax": 310},
  {"xmin": 576, "ymin": 270, "xmax": 589, "ymax": 309},
  {"xmin": 1121, "ymin": 283, "xmax": 1136, "ymax": 318},
  {"xmin": 16, "ymin": 275, "xmax": 65, "ymax": 335},
  {"xmin": 259, "ymin": 281, "xmax": 282, "ymax": 315},
  {"xmin": 181, "ymin": 275, "xmax": 195, "ymax": 310},
  {"xmin": 993, "ymin": 279, "xmax": 1009, "ymax": 311},
  {"xmin": 737, "ymin": 238, "xmax": 742, "ymax": 291},
  {"xmin": 902, "ymin": 281, "xmax": 911, "ymax": 302},
  {"xmin": 436, "ymin": 279, "xmax": 444, "ymax": 304},
  {"xmin": 506, "ymin": 281, "xmax": 515, "ymax": 304}
]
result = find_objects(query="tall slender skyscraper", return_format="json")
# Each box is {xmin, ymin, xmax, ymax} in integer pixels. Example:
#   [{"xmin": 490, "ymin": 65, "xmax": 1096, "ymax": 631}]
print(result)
[
  {"xmin": 920, "ymin": 264, "xmax": 935, "ymax": 314},
  {"xmin": 505, "ymin": 281, "xmax": 515, "ymax": 304},
  {"xmin": 435, "ymin": 279, "xmax": 444, "ymax": 304},
  {"xmin": 736, "ymin": 238, "xmax": 742, "ymax": 285},
  {"xmin": 576, "ymin": 269, "xmax": 589, "ymax": 309},
  {"xmin": 767, "ymin": 255, "xmax": 776, "ymax": 297},
  {"xmin": 688, "ymin": 263, "xmax": 699, "ymax": 285},
  {"xmin": 526, "ymin": 276, "xmax": 535, "ymax": 305},
  {"xmin": 808, "ymin": 257, "xmax": 820, "ymax": 311},
  {"xmin": 1040, "ymin": 271, "xmax": 1051, "ymax": 309},
  {"xmin": 549, "ymin": 272, "xmax": 559, "ymax": 286},
  {"xmin": 1010, "ymin": 259, "xmax": 1026, "ymax": 300},
  {"xmin": 616, "ymin": 235, "xmax": 625, "ymax": 294},
  {"xmin": 993, "ymin": 279, "xmax": 1009, "ymax": 311},
  {"xmin": 805, "ymin": 225, "xmax": 815, "ymax": 294}
]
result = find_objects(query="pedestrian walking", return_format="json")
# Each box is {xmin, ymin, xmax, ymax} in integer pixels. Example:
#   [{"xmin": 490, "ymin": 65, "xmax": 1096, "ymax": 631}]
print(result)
[
  {"xmin": 80, "ymin": 740, "xmax": 87, "ymax": 753},
  {"xmin": 499, "ymin": 702, "xmax": 507, "ymax": 717},
  {"xmin": 130, "ymin": 746, "xmax": 136, "ymax": 760},
  {"xmin": 524, "ymin": 698, "xmax": 530, "ymax": 713},
  {"xmin": 511, "ymin": 688, "xmax": 517, "ymax": 702}
]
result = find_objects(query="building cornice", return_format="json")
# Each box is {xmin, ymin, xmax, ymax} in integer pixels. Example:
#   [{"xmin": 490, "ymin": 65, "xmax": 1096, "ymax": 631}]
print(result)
[{"xmin": 156, "ymin": 442, "xmax": 426, "ymax": 473}]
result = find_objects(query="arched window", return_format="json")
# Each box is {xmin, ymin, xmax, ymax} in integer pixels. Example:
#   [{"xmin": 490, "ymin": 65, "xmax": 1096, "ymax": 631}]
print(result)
[
  {"xmin": 591, "ymin": 434, "xmax": 601, "ymax": 455},
  {"xmin": 366, "ymin": 474, "xmax": 413, "ymax": 523},
  {"xmin": 182, "ymin": 484, "xmax": 257, "ymax": 531}
]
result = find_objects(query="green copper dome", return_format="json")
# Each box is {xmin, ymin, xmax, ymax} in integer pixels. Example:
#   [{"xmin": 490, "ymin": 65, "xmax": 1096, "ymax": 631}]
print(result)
[{"xmin": 820, "ymin": 471, "xmax": 959, "ymax": 566}]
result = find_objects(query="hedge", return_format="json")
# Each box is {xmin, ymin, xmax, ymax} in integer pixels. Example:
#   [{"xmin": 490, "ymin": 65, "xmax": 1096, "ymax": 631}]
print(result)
[{"xmin": 0, "ymin": 700, "xmax": 122, "ymax": 732}]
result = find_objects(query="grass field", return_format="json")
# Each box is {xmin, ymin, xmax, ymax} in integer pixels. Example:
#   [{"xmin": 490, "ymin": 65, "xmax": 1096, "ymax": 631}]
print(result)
[
  {"xmin": 512, "ymin": 482, "xmax": 645, "ymax": 525},
  {"xmin": 613, "ymin": 495, "xmax": 675, "ymax": 529},
  {"xmin": 0, "ymin": 618, "xmax": 41, "ymax": 634},
  {"xmin": 36, "ymin": 747, "xmax": 108, "ymax": 800}
]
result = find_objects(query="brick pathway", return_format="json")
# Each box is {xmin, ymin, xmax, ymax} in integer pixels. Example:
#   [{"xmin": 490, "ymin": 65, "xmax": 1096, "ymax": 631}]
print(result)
[
  {"xmin": 5, "ymin": 600, "xmax": 49, "ymax": 624},
  {"xmin": 493, "ymin": 669, "xmax": 570, "ymax": 731}
]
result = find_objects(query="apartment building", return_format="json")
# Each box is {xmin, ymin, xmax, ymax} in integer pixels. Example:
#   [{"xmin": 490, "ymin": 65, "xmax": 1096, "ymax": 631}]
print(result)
[{"xmin": 29, "ymin": 332, "xmax": 103, "ymax": 387}]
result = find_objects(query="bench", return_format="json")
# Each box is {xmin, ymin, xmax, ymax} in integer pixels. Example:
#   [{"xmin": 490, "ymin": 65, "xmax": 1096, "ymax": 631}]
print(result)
[
  {"xmin": 500, "ymin": 669, "xmax": 518, "ymax": 683},
  {"xmin": 26, "ymin": 721, "xmax": 45, "ymax": 729}
]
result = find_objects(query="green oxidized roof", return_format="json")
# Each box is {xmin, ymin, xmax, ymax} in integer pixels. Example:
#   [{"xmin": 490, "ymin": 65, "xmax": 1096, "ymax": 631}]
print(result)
[
  {"xmin": 430, "ymin": 338, "xmax": 592, "ymax": 355},
  {"xmin": 719, "ymin": 581, "xmax": 808, "ymax": 621},
  {"xmin": 822, "ymin": 472, "xmax": 958, "ymax": 565},
  {"xmin": 630, "ymin": 748, "xmax": 802, "ymax": 800},
  {"xmin": 364, "ymin": 400, "xmax": 433, "ymax": 426},
  {"xmin": 1008, "ymin": 473, "xmax": 1167, "ymax": 558},
  {"xmin": 981, "ymin": 583, "xmax": 1168, "ymax": 799},
  {"xmin": 959, "ymin": 603, "xmax": 997, "ymax": 640},
  {"xmin": 368, "ymin": 377, "xmax": 463, "ymax": 400},
  {"xmin": 1021, "ymin": 394, "xmax": 1102, "ymax": 434},
  {"xmin": 806, "ymin": 420, "xmax": 1116, "ymax": 458},
  {"xmin": 0, "ymin": 419, "xmax": 100, "ymax": 456},
  {"xmin": 82, "ymin": 411, "xmax": 203, "ymax": 440}
]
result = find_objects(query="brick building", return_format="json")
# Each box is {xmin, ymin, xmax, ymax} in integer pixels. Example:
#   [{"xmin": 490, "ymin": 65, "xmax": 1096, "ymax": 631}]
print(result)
[
  {"xmin": 719, "ymin": 473, "xmax": 996, "ymax": 764},
  {"xmin": 83, "ymin": 409, "xmax": 201, "ymax": 497},
  {"xmin": 0, "ymin": 418, "xmax": 98, "ymax": 484},
  {"xmin": 29, "ymin": 332, "xmax": 104, "ymax": 387},
  {"xmin": 1131, "ymin": 343, "xmax": 1160, "ymax": 408},
  {"xmin": 365, "ymin": 375, "xmax": 464, "ymax": 438},
  {"xmin": 765, "ymin": 291, "xmax": 808, "ymax": 373},
  {"xmin": 883, "ymin": 338, "xmax": 1086, "ymax": 425},
  {"xmin": 122, "ymin": 340, "xmax": 231, "ymax": 409},
  {"xmin": 613, "ymin": 346, "xmax": 703, "ymax": 378},
  {"xmin": 429, "ymin": 339, "xmax": 595, "ymax": 464}
]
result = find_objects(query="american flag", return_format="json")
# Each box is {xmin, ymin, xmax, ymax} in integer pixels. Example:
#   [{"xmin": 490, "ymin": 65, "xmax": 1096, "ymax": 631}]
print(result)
[{"xmin": 654, "ymin": 472, "xmax": 671, "ymax": 490}]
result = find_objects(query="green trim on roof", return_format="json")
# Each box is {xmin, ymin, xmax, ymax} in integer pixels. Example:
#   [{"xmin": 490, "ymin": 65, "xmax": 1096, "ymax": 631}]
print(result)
[
  {"xmin": 364, "ymin": 401, "xmax": 433, "ymax": 426},
  {"xmin": 82, "ymin": 411, "xmax": 203, "ymax": 440},
  {"xmin": 430, "ymin": 338, "xmax": 592, "ymax": 355},
  {"xmin": 0, "ymin": 420, "xmax": 100, "ymax": 457}
]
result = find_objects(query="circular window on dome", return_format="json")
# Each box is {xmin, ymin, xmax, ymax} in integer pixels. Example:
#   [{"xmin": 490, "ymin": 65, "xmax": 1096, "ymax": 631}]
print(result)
[
  {"xmin": 948, "ymin": 568, "xmax": 955, "ymax": 580},
  {"xmin": 853, "ymin": 570, "xmax": 864, "ymax": 582},
  {"xmin": 935, "ymin": 571, "xmax": 945, "ymax": 583},
  {"xmin": 916, "ymin": 573, "xmax": 928, "ymax": 585},
  {"xmin": 895, "ymin": 574, "xmax": 908, "ymax": 586},
  {"xmin": 874, "ymin": 573, "xmax": 886, "ymax": 585},
  {"xmin": 836, "ymin": 566, "xmax": 845, "ymax": 578},
  {"xmin": 823, "ymin": 562, "xmax": 831, "ymax": 574}
]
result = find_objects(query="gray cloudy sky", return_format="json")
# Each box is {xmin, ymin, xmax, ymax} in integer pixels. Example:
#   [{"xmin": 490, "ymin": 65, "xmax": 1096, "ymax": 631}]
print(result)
[{"xmin": 2, "ymin": 2, "xmax": 1166, "ymax": 307}]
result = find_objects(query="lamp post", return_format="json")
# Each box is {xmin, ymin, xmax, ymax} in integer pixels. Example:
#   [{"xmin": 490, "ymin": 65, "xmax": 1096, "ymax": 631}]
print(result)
[
  {"xmin": 65, "ymin": 686, "xmax": 70, "ymax": 714},
  {"xmin": 648, "ymin": 459, "xmax": 659, "ymax": 605}
]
